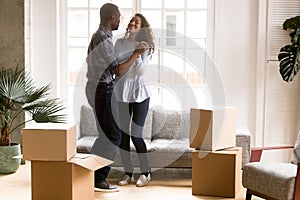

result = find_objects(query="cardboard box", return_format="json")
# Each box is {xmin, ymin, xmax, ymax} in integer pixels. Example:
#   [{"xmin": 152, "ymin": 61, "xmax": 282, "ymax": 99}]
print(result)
[
  {"xmin": 192, "ymin": 147, "xmax": 242, "ymax": 198},
  {"xmin": 22, "ymin": 123, "xmax": 76, "ymax": 161},
  {"xmin": 190, "ymin": 106, "xmax": 236, "ymax": 150},
  {"xmin": 31, "ymin": 153, "xmax": 113, "ymax": 200}
]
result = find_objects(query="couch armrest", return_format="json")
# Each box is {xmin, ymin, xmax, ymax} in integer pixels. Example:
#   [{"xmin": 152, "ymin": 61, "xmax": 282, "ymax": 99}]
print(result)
[
  {"xmin": 250, "ymin": 146, "xmax": 294, "ymax": 162},
  {"xmin": 236, "ymin": 124, "xmax": 252, "ymax": 167}
]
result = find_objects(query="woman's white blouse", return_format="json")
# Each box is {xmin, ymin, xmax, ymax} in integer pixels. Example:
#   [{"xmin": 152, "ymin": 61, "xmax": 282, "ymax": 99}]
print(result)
[{"xmin": 113, "ymin": 38, "xmax": 152, "ymax": 103}]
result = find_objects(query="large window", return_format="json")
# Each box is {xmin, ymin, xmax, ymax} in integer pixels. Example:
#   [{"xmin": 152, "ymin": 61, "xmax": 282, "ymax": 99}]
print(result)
[{"xmin": 64, "ymin": 0, "xmax": 213, "ymax": 122}]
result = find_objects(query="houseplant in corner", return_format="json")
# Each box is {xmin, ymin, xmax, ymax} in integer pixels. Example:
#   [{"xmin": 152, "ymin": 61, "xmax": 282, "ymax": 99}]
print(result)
[
  {"xmin": 0, "ymin": 67, "xmax": 66, "ymax": 174},
  {"xmin": 278, "ymin": 15, "xmax": 300, "ymax": 82}
]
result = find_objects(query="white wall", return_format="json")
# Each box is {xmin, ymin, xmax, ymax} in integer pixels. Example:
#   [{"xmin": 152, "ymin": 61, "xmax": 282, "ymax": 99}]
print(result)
[
  {"xmin": 214, "ymin": 0, "xmax": 258, "ymax": 141},
  {"xmin": 30, "ymin": 0, "xmax": 59, "ymax": 97}
]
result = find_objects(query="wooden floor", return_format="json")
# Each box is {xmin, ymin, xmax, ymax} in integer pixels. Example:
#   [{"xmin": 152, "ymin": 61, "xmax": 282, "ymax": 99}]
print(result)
[{"xmin": 0, "ymin": 162, "xmax": 263, "ymax": 200}]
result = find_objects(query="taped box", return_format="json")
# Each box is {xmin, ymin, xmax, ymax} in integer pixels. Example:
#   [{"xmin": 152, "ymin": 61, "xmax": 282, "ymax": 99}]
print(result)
[
  {"xmin": 22, "ymin": 123, "xmax": 76, "ymax": 161},
  {"xmin": 190, "ymin": 106, "xmax": 236, "ymax": 151}
]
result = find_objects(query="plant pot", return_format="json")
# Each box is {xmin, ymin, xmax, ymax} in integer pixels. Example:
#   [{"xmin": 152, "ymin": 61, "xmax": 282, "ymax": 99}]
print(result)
[{"xmin": 0, "ymin": 143, "xmax": 21, "ymax": 174}]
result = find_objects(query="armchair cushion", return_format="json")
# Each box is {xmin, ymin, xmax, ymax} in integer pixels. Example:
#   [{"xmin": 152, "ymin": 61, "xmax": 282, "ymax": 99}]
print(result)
[{"xmin": 242, "ymin": 162, "xmax": 297, "ymax": 200}]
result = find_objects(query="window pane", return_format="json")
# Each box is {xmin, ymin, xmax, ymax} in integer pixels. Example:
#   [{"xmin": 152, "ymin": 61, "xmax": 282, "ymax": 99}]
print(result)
[
  {"xmin": 185, "ymin": 63, "xmax": 205, "ymax": 85},
  {"xmin": 89, "ymin": 9, "xmax": 100, "ymax": 37},
  {"xmin": 144, "ymin": 59, "xmax": 159, "ymax": 84},
  {"xmin": 141, "ymin": 10, "xmax": 162, "ymax": 29},
  {"xmin": 161, "ymin": 87, "xmax": 182, "ymax": 110},
  {"xmin": 186, "ymin": 11, "xmax": 207, "ymax": 38},
  {"xmin": 68, "ymin": 0, "xmax": 88, "ymax": 8},
  {"xmin": 187, "ymin": 0, "xmax": 207, "ymax": 9},
  {"xmin": 185, "ymin": 49, "xmax": 206, "ymax": 74},
  {"xmin": 68, "ymin": 37, "xmax": 89, "ymax": 46},
  {"xmin": 164, "ymin": 11, "xmax": 184, "ymax": 37},
  {"xmin": 161, "ymin": 66, "xmax": 184, "ymax": 86},
  {"xmin": 68, "ymin": 70, "xmax": 87, "ymax": 85},
  {"xmin": 161, "ymin": 50, "xmax": 184, "ymax": 73},
  {"xmin": 164, "ymin": 37, "xmax": 185, "ymax": 48},
  {"xmin": 90, "ymin": 0, "xmax": 110, "ymax": 8},
  {"xmin": 112, "ymin": 0, "xmax": 133, "ymax": 8},
  {"xmin": 141, "ymin": 0, "xmax": 162, "ymax": 8},
  {"xmin": 166, "ymin": 15, "xmax": 176, "ymax": 36},
  {"xmin": 164, "ymin": 0, "xmax": 184, "ymax": 9},
  {"xmin": 149, "ymin": 86, "xmax": 161, "ymax": 108},
  {"xmin": 190, "ymin": 86, "xmax": 210, "ymax": 108},
  {"xmin": 186, "ymin": 38, "xmax": 206, "ymax": 49},
  {"xmin": 68, "ymin": 47, "xmax": 87, "ymax": 71},
  {"xmin": 68, "ymin": 10, "xmax": 88, "ymax": 37}
]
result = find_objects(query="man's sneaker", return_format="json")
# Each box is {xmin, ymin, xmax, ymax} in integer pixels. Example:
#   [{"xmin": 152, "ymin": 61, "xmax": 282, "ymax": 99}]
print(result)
[
  {"xmin": 118, "ymin": 174, "xmax": 134, "ymax": 186},
  {"xmin": 136, "ymin": 174, "xmax": 151, "ymax": 187},
  {"xmin": 94, "ymin": 180, "xmax": 119, "ymax": 192}
]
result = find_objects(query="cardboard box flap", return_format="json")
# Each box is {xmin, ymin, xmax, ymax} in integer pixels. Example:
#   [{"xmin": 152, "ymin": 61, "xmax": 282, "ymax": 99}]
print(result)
[{"xmin": 68, "ymin": 153, "xmax": 113, "ymax": 171}]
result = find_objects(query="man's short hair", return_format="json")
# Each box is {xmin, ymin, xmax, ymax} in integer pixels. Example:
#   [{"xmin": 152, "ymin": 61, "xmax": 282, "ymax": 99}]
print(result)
[{"xmin": 100, "ymin": 3, "xmax": 119, "ymax": 22}]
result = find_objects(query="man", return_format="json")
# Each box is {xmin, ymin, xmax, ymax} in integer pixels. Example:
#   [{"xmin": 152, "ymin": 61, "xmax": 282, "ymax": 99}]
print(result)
[{"xmin": 85, "ymin": 3, "xmax": 146, "ymax": 192}]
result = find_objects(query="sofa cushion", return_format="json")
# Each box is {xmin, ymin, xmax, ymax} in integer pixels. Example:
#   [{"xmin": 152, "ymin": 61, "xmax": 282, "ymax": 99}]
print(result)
[
  {"xmin": 79, "ymin": 104, "xmax": 152, "ymax": 142},
  {"xmin": 152, "ymin": 107, "xmax": 190, "ymax": 139},
  {"xmin": 149, "ymin": 138, "xmax": 193, "ymax": 153},
  {"xmin": 79, "ymin": 105, "xmax": 98, "ymax": 137}
]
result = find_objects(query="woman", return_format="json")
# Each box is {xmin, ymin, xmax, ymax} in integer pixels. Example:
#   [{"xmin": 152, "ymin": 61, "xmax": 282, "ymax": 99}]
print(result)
[{"xmin": 114, "ymin": 13, "xmax": 155, "ymax": 187}]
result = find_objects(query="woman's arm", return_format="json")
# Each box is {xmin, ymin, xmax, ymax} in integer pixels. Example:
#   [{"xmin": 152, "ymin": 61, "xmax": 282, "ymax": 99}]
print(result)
[{"xmin": 115, "ymin": 42, "xmax": 147, "ymax": 76}]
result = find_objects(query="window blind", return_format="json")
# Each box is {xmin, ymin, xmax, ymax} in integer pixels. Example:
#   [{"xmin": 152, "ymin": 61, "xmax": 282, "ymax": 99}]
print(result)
[{"xmin": 264, "ymin": 0, "xmax": 300, "ymax": 146}]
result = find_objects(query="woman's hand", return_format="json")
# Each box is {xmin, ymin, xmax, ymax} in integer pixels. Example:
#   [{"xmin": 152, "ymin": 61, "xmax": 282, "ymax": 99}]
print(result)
[{"xmin": 134, "ymin": 41, "xmax": 148, "ymax": 56}]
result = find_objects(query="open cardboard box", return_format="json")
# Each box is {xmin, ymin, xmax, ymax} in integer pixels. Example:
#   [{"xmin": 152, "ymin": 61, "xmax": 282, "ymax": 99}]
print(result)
[
  {"xmin": 190, "ymin": 106, "xmax": 236, "ymax": 151},
  {"xmin": 22, "ymin": 123, "xmax": 76, "ymax": 161},
  {"xmin": 31, "ymin": 153, "xmax": 113, "ymax": 200}
]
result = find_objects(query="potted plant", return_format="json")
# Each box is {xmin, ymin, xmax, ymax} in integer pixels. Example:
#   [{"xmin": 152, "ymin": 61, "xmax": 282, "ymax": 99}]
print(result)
[
  {"xmin": 0, "ymin": 67, "xmax": 66, "ymax": 174},
  {"xmin": 278, "ymin": 15, "xmax": 300, "ymax": 82}
]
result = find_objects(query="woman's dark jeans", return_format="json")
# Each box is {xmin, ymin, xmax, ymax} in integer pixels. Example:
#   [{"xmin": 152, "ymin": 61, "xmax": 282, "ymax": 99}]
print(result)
[{"xmin": 119, "ymin": 98, "xmax": 150, "ymax": 174}]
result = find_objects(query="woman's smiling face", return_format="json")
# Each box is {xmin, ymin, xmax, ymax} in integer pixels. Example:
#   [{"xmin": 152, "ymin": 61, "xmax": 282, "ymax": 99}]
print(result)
[{"xmin": 127, "ymin": 16, "xmax": 142, "ymax": 35}]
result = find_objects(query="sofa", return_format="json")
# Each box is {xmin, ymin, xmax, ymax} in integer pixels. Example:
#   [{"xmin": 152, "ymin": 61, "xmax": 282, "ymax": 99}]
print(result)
[{"xmin": 77, "ymin": 105, "xmax": 252, "ymax": 169}]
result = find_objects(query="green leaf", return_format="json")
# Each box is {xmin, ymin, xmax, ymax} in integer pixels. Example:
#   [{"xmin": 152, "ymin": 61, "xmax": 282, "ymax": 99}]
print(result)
[{"xmin": 278, "ymin": 16, "xmax": 300, "ymax": 82}]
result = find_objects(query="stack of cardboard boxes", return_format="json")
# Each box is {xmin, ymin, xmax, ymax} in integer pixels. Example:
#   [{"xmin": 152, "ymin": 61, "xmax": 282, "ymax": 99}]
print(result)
[
  {"xmin": 190, "ymin": 106, "xmax": 242, "ymax": 198},
  {"xmin": 22, "ymin": 123, "xmax": 111, "ymax": 200}
]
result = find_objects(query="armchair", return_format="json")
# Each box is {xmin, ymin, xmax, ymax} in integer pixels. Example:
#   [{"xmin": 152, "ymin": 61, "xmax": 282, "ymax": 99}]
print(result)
[{"xmin": 242, "ymin": 133, "xmax": 300, "ymax": 200}]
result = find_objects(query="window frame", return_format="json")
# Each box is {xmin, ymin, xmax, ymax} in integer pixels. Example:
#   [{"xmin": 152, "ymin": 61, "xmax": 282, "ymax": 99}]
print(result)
[{"xmin": 59, "ymin": 0, "xmax": 215, "ymax": 121}]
